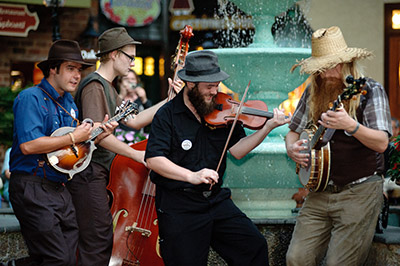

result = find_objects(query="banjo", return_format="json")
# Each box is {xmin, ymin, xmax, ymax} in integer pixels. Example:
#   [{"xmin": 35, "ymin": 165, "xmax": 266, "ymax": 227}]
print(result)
[{"xmin": 297, "ymin": 75, "xmax": 367, "ymax": 192}]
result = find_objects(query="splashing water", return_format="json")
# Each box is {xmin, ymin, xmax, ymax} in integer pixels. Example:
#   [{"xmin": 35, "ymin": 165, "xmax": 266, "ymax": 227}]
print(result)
[
  {"xmin": 215, "ymin": 0, "xmax": 312, "ymax": 48},
  {"xmin": 215, "ymin": 0, "xmax": 255, "ymax": 48}
]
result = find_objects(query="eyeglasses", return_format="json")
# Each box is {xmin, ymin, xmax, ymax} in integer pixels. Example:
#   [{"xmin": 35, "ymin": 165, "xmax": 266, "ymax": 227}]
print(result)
[{"xmin": 118, "ymin": 50, "xmax": 135, "ymax": 63}]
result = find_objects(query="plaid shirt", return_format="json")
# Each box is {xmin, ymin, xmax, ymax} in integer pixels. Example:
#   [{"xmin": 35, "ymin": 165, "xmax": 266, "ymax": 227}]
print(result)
[{"xmin": 289, "ymin": 78, "xmax": 392, "ymax": 137}]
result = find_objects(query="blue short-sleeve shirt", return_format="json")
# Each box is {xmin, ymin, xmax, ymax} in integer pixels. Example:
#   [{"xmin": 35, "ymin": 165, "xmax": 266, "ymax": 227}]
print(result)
[{"xmin": 10, "ymin": 78, "xmax": 79, "ymax": 183}]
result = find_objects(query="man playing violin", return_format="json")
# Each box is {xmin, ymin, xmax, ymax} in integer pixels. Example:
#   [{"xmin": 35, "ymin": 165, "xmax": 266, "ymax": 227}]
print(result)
[
  {"xmin": 145, "ymin": 50, "xmax": 290, "ymax": 266},
  {"xmin": 285, "ymin": 26, "xmax": 392, "ymax": 265}
]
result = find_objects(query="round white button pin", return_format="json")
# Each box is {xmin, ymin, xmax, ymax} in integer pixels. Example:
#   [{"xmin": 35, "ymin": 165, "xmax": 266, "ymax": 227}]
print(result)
[{"xmin": 181, "ymin": 140, "xmax": 192, "ymax": 150}]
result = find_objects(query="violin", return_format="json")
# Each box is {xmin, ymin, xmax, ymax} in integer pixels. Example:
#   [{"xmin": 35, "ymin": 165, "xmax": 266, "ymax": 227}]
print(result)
[{"xmin": 204, "ymin": 92, "xmax": 276, "ymax": 130}]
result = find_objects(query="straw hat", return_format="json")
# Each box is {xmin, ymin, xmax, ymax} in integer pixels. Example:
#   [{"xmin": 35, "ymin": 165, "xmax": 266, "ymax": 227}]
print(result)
[
  {"xmin": 38, "ymin": 40, "xmax": 93, "ymax": 72},
  {"xmin": 96, "ymin": 27, "xmax": 141, "ymax": 57},
  {"xmin": 177, "ymin": 50, "xmax": 229, "ymax": 83},
  {"xmin": 291, "ymin": 26, "xmax": 373, "ymax": 74}
]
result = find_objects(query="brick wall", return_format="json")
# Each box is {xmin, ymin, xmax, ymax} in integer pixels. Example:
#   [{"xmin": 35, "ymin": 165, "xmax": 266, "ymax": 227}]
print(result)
[{"xmin": 0, "ymin": 4, "xmax": 91, "ymax": 88}]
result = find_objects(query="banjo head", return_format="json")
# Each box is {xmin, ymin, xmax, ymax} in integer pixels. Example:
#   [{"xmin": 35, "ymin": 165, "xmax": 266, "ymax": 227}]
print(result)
[{"xmin": 298, "ymin": 131, "xmax": 312, "ymax": 186}]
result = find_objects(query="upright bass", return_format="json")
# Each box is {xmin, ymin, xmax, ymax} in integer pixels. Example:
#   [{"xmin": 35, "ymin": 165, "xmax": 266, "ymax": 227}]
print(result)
[{"xmin": 107, "ymin": 25, "xmax": 194, "ymax": 266}]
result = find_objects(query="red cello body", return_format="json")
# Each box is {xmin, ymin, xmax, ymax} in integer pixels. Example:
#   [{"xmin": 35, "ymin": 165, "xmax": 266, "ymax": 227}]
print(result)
[
  {"xmin": 107, "ymin": 25, "xmax": 194, "ymax": 266},
  {"xmin": 108, "ymin": 140, "xmax": 162, "ymax": 266}
]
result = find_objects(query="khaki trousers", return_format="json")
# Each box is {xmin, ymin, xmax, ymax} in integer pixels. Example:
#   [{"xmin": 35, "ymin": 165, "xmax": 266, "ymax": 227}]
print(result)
[{"xmin": 286, "ymin": 177, "xmax": 383, "ymax": 266}]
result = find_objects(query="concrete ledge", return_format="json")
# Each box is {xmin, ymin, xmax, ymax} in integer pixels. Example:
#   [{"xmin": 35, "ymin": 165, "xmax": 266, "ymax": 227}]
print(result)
[
  {"xmin": 0, "ymin": 208, "xmax": 20, "ymax": 233},
  {"xmin": 0, "ymin": 232, "xmax": 28, "ymax": 264},
  {"xmin": 208, "ymin": 222, "xmax": 295, "ymax": 265},
  {"xmin": 0, "ymin": 208, "xmax": 28, "ymax": 264},
  {"xmin": 390, "ymin": 206, "xmax": 400, "ymax": 214},
  {"xmin": 374, "ymin": 225, "xmax": 400, "ymax": 244},
  {"xmin": 2, "ymin": 211, "xmax": 400, "ymax": 265},
  {"xmin": 366, "ymin": 226, "xmax": 400, "ymax": 266}
]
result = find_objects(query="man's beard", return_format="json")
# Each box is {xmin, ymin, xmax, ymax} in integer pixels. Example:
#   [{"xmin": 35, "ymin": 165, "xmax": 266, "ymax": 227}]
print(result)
[
  {"xmin": 187, "ymin": 84, "xmax": 216, "ymax": 117},
  {"xmin": 309, "ymin": 76, "xmax": 348, "ymax": 124}
]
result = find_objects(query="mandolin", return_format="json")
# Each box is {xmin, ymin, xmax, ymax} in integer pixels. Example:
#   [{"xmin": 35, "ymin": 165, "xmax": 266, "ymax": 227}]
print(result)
[
  {"xmin": 297, "ymin": 75, "xmax": 366, "ymax": 192},
  {"xmin": 47, "ymin": 101, "xmax": 138, "ymax": 180}
]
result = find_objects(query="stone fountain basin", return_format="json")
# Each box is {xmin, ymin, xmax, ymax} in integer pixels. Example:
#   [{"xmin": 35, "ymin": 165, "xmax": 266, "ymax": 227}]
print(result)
[
  {"xmin": 211, "ymin": 47, "xmax": 311, "ymax": 220},
  {"xmin": 223, "ymin": 140, "xmax": 302, "ymax": 219}
]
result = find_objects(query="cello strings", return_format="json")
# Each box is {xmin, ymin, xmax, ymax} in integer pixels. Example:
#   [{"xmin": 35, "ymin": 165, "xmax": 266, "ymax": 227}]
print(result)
[
  {"xmin": 139, "ymin": 174, "xmax": 154, "ymax": 228},
  {"xmin": 142, "ymin": 176, "xmax": 156, "ymax": 232},
  {"xmin": 114, "ymin": 25, "xmax": 194, "ymax": 265},
  {"xmin": 129, "ymin": 172, "xmax": 156, "ymax": 259},
  {"xmin": 136, "ymin": 173, "xmax": 152, "ymax": 225}
]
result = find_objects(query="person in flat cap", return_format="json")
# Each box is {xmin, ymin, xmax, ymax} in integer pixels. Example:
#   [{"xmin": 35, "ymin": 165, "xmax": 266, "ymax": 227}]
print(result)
[
  {"xmin": 69, "ymin": 27, "xmax": 182, "ymax": 265},
  {"xmin": 285, "ymin": 26, "xmax": 392, "ymax": 265},
  {"xmin": 9, "ymin": 39, "xmax": 117, "ymax": 266},
  {"xmin": 145, "ymin": 50, "xmax": 290, "ymax": 265}
]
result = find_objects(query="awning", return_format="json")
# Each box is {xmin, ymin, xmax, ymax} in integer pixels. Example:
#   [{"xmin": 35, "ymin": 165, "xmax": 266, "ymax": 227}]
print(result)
[{"xmin": 3, "ymin": 0, "xmax": 91, "ymax": 8}]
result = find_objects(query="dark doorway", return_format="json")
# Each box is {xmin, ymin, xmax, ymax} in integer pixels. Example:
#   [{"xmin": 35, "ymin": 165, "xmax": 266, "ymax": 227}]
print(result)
[{"xmin": 385, "ymin": 3, "xmax": 400, "ymax": 119}]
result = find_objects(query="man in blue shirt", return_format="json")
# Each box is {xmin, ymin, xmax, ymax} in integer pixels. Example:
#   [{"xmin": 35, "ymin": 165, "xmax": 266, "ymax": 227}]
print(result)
[{"xmin": 9, "ymin": 40, "xmax": 117, "ymax": 266}]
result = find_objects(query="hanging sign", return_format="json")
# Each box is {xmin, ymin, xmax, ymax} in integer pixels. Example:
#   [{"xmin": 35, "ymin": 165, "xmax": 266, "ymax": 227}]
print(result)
[
  {"xmin": 169, "ymin": 0, "xmax": 194, "ymax": 15},
  {"xmin": 0, "ymin": 3, "xmax": 39, "ymax": 37},
  {"xmin": 100, "ymin": 0, "xmax": 161, "ymax": 27}
]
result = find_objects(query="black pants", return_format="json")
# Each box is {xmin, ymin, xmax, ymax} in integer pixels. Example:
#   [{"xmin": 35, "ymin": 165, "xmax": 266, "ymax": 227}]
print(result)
[
  {"xmin": 156, "ymin": 187, "xmax": 269, "ymax": 266},
  {"xmin": 66, "ymin": 162, "xmax": 113, "ymax": 266},
  {"xmin": 9, "ymin": 173, "xmax": 78, "ymax": 266}
]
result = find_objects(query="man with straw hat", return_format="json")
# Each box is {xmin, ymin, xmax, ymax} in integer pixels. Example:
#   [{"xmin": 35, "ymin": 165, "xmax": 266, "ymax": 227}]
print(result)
[
  {"xmin": 68, "ymin": 27, "xmax": 182, "ymax": 265},
  {"xmin": 286, "ymin": 26, "xmax": 392, "ymax": 265},
  {"xmin": 145, "ymin": 50, "xmax": 291, "ymax": 265},
  {"xmin": 9, "ymin": 40, "xmax": 117, "ymax": 265}
]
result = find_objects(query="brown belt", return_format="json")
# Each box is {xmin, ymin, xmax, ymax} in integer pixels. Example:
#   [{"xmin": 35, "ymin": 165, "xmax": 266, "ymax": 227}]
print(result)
[{"xmin": 325, "ymin": 174, "xmax": 383, "ymax": 193}]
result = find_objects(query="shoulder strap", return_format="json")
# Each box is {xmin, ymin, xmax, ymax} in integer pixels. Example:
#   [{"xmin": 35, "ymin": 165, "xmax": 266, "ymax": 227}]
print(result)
[
  {"xmin": 75, "ymin": 72, "xmax": 115, "ymax": 121},
  {"xmin": 37, "ymin": 85, "xmax": 80, "ymax": 126}
]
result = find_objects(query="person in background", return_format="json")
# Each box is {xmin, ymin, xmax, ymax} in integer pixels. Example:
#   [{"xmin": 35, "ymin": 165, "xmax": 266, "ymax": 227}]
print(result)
[
  {"xmin": 9, "ymin": 40, "xmax": 116, "ymax": 266},
  {"xmin": 116, "ymin": 68, "xmax": 152, "ymax": 112},
  {"xmin": 145, "ymin": 50, "xmax": 291, "ymax": 265},
  {"xmin": 116, "ymin": 68, "xmax": 153, "ymax": 135},
  {"xmin": 69, "ymin": 27, "xmax": 182, "ymax": 266},
  {"xmin": 285, "ymin": 26, "xmax": 391, "ymax": 266},
  {"xmin": 1, "ymin": 147, "xmax": 11, "ymax": 208}
]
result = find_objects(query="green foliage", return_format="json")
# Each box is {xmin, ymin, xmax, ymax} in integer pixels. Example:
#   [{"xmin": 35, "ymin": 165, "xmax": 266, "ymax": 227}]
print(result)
[
  {"xmin": 0, "ymin": 87, "xmax": 19, "ymax": 147},
  {"xmin": 388, "ymin": 135, "xmax": 400, "ymax": 182}
]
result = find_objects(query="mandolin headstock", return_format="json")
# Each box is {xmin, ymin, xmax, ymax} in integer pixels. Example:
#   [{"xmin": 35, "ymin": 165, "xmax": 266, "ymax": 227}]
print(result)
[{"xmin": 115, "ymin": 101, "xmax": 139, "ymax": 122}]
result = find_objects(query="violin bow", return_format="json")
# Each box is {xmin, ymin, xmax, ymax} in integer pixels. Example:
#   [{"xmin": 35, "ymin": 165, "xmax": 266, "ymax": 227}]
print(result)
[{"xmin": 210, "ymin": 80, "xmax": 251, "ymax": 190}]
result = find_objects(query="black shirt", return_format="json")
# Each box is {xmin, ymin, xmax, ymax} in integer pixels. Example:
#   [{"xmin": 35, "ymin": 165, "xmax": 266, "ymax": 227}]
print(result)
[{"xmin": 145, "ymin": 90, "xmax": 246, "ymax": 191}]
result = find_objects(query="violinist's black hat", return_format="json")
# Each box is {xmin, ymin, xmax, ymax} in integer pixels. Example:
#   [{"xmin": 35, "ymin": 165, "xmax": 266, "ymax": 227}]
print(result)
[{"xmin": 177, "ymin": 50, "xmax": 229, "ymax": 83}]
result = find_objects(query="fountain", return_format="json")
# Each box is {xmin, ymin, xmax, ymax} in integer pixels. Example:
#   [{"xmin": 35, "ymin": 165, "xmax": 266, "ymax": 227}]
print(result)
[{"xmin": 210, "ymin": 0, "xmax": 311, "ymax": 220}]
